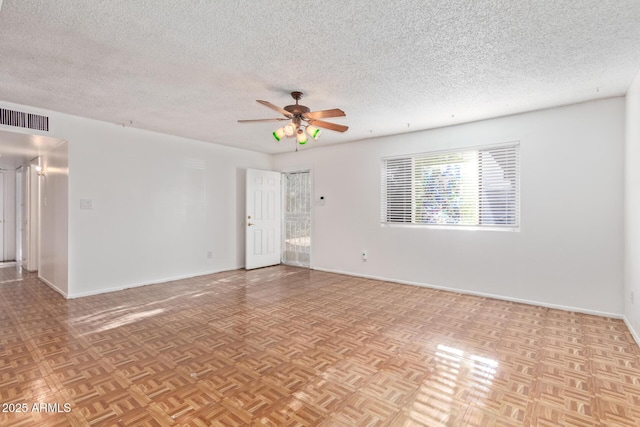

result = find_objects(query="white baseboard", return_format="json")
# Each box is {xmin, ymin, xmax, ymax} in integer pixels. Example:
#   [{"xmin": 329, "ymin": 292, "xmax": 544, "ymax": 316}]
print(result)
[
  {"xmin": 38, "ymin": 274, "xmax": 69, "ymax": 299},
  {"xmin": 0, "ymin": 261, "xmax": 17, "ymax": 269},
  {"xmin": 66, "ymin": 266, "xmax": 243, "ymax": 299},
  {"xmin": 311, "ymin": 266, "xmax": 624, "ymax": 319},
  {"xmin": 623, "ymin": 316, "xmax": 640, "ymax": 348},
  {"xmin": 39, "ymin": 262, "xmax": 640, "ymax": 349}
]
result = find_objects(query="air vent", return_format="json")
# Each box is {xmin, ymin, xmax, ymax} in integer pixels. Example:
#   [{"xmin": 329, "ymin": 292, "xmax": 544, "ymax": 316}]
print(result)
[{"xmin": 0, "ymin": 108, "xmax": 49, "ymax": 132}]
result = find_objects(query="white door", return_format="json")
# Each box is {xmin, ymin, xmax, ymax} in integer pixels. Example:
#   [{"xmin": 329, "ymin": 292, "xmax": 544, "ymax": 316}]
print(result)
[{"xmin": 245, "ymin": 168, "xmax": 281, "ymax": 270}]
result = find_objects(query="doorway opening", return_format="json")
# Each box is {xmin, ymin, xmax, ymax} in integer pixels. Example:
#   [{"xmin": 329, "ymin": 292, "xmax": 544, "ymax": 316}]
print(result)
[
  {"xmin": 282, "ymin": 170, "xmax": 311, "ymax": 267},
  {"xmin": 0, "ymin": 129, "xmax": 67, "ymax": 294}
]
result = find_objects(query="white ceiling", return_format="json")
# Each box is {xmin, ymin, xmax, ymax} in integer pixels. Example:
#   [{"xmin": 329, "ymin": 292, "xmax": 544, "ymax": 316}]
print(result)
[{"xmin": 0, "ymin": 1, "xmax": 639, "ymax": 154}]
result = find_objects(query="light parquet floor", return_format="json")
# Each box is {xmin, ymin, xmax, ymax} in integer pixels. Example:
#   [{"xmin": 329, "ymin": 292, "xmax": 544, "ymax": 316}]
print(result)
[{"xmin": 1, "ymin": 265, "xmax": 640, "ymax": 426}]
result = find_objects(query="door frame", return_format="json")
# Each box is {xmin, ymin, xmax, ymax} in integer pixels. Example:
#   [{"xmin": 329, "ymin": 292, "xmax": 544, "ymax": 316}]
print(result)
[
  {"xmin": 281, "ymin": 169, "xmax": 313, "ymax": 268},
  {"xmin": 16, "ymin": 166, "xmax": 22, "ymax": 265},
  {"xmin": 280, "ymin": 166, "xmax": 314, "ymax": 269},
  {"xmin": 16, "ymin": 162, "xmax": 40, "ymax": 271}
]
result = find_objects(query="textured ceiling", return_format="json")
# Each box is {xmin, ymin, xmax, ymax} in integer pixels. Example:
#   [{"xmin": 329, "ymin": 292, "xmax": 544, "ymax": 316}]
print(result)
[{"xmin": 0, "ymin": 1, "xmax": 639, "ymax": 154}]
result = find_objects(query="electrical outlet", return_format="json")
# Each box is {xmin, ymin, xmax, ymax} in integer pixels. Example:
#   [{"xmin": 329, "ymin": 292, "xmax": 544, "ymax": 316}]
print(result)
[
  {"xmin": 80, "ymin": 199, "xmax": 93, "ymax": 209},
  {"xmin": 361, "ymin": 250, "xmax": 368, "ymax": 261}
]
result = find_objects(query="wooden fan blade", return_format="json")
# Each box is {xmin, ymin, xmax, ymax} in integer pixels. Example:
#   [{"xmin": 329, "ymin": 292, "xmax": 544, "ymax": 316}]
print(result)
[
  {"xmin": 257, "ymin": 100, "xmax": 292, "ymax": 117},
  {"xmin": 238, "ymin": 118, "xmax": 289, "ymax": 123},
  {"xmin": 308, "ymin": 119, "xmax": 349, "ymax": 132},
  {"xmin": 304, "ymin": 108, "xmax": 346, "ymax": 119}
]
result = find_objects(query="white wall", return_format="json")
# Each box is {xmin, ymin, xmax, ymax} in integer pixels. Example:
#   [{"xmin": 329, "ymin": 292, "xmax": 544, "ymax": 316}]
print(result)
[
  {"xmin": 69, "ymin": 121, "xmax": 273, "ymax": 297},
  {"xmin": 0, "ymin": 100, "xmax": 272, "ymax": 298},
  {"xmin": 69, "ymin": 122, "xmax": 272, "ymax": 297},
  {"xmin": 39, "ymin": 141, "xmax": 68, "ymax": 295},
  {"xmin": 274, "ymin": 98, "xmax": 625, "ymax": 316},
  {"xmin": 625, "ymin": 70, "xmax": 640, "ymax": 343}
]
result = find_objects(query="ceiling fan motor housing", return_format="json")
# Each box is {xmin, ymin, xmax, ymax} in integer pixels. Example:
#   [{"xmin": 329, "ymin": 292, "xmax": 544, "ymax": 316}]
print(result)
[
  {"xmin": 284, "ymin": 104, "xmax": 310, "ymax": 115},
  {"xmin": 284, "ymin": 104, "xmax": 309, "ymax": 127}
]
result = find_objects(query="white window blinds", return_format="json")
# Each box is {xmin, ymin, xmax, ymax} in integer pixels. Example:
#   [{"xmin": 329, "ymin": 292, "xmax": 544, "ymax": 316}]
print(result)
[{"xmin": 381, "ymin": 144, "xmax": 520, "ymax": 228}]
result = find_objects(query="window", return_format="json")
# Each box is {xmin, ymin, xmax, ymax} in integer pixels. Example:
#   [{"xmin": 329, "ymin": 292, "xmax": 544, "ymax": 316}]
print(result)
[{"xmin": 381, "ymin": 143, "xmax": 520, "ymax": 229}]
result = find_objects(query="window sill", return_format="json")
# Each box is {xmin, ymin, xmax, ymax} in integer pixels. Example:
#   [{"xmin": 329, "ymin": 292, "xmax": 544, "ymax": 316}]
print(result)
[{"xmin": 380, "ymin": 223, "xmax": 520, "ymax": 232}]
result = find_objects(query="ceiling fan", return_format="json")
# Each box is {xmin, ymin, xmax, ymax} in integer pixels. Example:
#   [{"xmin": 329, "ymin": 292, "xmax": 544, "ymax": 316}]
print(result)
[{"xmin": 238, "ymin": 91, "xmax": 348, "ymax": 145}]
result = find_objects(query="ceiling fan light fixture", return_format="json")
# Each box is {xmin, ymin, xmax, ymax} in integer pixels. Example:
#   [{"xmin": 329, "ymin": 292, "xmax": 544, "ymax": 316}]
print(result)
[
  {"xmin": 296, "ymin": 128, "xmax": 308, "ymax": 145},
  {"xmin": 239, "ymin": 91, "xmax": 348, "ymax": 150},
  {"xmin": 306, "ymin": 125, "xmax": 321, "ymax": 140},
  {"xmin": 273, "ymin": 127, "xmax": 286, "ymax": 141},
  {"xmin": 284, "ymin": 122, "xmax": 297, "ymax": 136}
]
